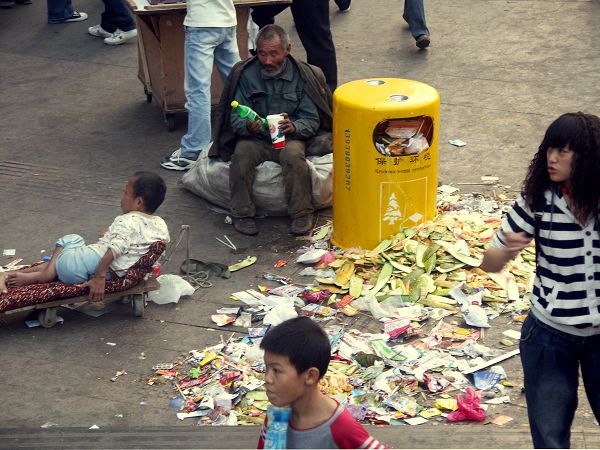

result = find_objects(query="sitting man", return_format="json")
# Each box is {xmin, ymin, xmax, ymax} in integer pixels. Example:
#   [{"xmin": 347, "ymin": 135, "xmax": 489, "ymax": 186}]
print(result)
[{"xmin": 209, "ymin": 24, "xmax": 333, "ymax": 236}]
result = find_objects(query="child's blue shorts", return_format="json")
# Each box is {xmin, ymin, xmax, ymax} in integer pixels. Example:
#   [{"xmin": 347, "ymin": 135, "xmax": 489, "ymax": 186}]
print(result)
[{"xmin": 54, "ymin": 234, "xmax": 102, "ymax": 285}]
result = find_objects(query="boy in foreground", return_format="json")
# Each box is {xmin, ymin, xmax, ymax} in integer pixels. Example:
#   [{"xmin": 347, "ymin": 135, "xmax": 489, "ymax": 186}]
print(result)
[{"xmin": 258, "ymin": 317, "xmax": 385, "ymax": 449}]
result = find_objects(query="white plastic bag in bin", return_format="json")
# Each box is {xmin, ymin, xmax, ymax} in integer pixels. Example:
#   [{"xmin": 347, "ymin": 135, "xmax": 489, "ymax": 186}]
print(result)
[{"xmin": 148, "ymin": 274, "xmax": 195, "ymax": 304}]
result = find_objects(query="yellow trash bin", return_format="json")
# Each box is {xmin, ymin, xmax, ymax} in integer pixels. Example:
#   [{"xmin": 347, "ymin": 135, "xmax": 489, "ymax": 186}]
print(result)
[{"xmin": 332, "ymin": 78, "xmax": 440, "ymax": 250}]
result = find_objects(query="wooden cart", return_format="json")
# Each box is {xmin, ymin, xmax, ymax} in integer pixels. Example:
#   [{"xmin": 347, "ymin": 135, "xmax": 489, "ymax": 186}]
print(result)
[
  {"xmin": 125, "ymin": 0, "xmax": 292, "ymax": 131},
  {"xmin": 2, "ymin": 277, "xmax": 160, "ymax": 328}
]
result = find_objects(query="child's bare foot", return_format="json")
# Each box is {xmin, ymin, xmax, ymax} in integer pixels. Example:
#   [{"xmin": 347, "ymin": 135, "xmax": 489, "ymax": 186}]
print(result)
[{"xmin": 0, "ymin": 273, "xmax": 8, "ymax": 294}]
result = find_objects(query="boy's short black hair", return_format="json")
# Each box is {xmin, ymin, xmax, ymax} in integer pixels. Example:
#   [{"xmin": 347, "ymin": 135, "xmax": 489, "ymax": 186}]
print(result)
[
  {"xmin": 133, "ymin": 171, "xmax": 166, "ymax": 213},
  {"xmin": 260, "ymin": 317, "xmax": 331, "ymax": 379}
]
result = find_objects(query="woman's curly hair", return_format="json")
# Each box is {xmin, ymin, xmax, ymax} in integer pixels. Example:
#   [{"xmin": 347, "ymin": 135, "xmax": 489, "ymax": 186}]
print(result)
[{"xmin": 523, "ymin": 112, "xmax": 600, "ymax": 223}]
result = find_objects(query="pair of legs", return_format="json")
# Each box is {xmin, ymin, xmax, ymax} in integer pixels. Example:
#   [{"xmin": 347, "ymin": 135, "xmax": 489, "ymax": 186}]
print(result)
[
  {"xmin": 0, "ymin": 246, "xmax": 63, "ymax": 293},
  {"xmin": 251, "ymin": 0, "xmax": 338, "ymax": 92},
  {"xmin": 161, "ymin": 26, "xmax": 240, "ymax": 171},
  {"xmin": 0, "ymin": 235, "xmax": 102, "ymax": 294},
  {"xmin": 99, "ymin": 0, "xmax": 135, "ymax": 33},
  {"xmin": 520, "ymin": 314, "xmax": 600, "ymax": 448},
  {"xmin": 181, "ymin": 26, "xmax": 240, "ymax": 159},
  {"xmin": 229, "ymin": 138, "xmax": 314, "ymax": 225}
]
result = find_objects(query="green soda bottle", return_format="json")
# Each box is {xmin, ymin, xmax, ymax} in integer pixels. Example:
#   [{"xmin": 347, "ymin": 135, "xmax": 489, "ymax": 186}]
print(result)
[{"xmin": 231, "ymin": 100, "xmax": 267, "ymax": 129}]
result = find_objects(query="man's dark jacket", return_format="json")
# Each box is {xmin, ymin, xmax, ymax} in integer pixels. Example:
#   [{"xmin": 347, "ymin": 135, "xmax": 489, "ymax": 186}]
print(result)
[{"xmin": 209, "ymin": 55, "xmax": 333, "ymax": 162}]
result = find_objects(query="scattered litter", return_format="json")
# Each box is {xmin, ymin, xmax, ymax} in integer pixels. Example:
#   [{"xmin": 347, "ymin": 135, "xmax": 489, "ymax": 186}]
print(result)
[
  {"xmin": 89, "ymin": 425, "xmax": 100, "ymax": 430},
  {"xmin": 485, "ymin": 395, "xmax": 511, "ymax": 405},
  {"xmin": 110, "ymin": 369, "xmax": 127, "ymax": 382},
  {"xmin": 2, "ymin": 249, "xmax": 16, "ymax": 256},
  {"xmin": 502, "ymin": 329, "xmax": 521, "ymax": 340},
  {"xmin": 211, "ymin": 314, "xmax": 236, "ymax": 327},
  {"xmin": 463, "ymin": 349, "xmax": 520, "ymax": 374},
  {"xmin": 481, "ymin": 176, "xmax": 499, "ymax": 183},
  {"xmin": 145, "ymin": 189, "xmax": 534, "ymax": 428},
  {"xmin": 447, "ymin": 388, "xmax": 486, "ymax": 422},
  {"xmin": 273, "ymin": 260, "xmax": 288, "ymax": 268},
  {"xmin": 404, "ymin": 417, "xmax": 429, "ymax": 425},
  {"xmin": 40, "ymin": 422, "xmax": 59, "ymax": 429},
  {"xmin": 106, "ymin": 342, "xmax": 117, "ymax": 346},
  {"xmin": 148, "ymin": 274, "xmax": 195, "ymax": 304},
  {"xmin": 472, "ymin": 371, "xmax": 502, "ymax": 390},
  {"xmin": 297, "ymin": 249, "xmax": 328, "ymax": 264},
  {"xmin": 229, "ymin": 256, "xmax": 257, "ymax": 272},
  {"xmin": 216, "ymin": 235, "xmax": 237, "ymax": 251},
  {"xmin": 490, "ymin": 415, "xmax": 513, "ymax": 426},
  {"xmin": 448, "ymin": 139, "xmax": 466, "ymax": 147}
]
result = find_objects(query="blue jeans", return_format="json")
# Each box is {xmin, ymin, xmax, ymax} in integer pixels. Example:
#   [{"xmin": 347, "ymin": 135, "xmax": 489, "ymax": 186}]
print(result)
[
  {"xmin": 180, "ymin": 26, "xmax": 240, "ymax": 159},
  {"xmin": 403, "ymin": 0, "xmax": 429, "ymax": 39},
  {"xmin": 520, "ymin": 314, "xmax": 600, "ymax": 448},
  {"xmin": 47, "ymin": 0, "xmax": 74, "ymax": 22},
  {"xmin": 100, "ymin": 0, "xmax": 136, "ymax": 33}
]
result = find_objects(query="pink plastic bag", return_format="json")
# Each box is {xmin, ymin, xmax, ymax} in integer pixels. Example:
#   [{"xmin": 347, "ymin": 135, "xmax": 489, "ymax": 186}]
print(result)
[
  {"xmin": 447, "ymin": 388, "xmax": 486, "ymax": 422},
  {"xmin": 314, "ymin": 251, "xmax": 336, "ymax": 268}
]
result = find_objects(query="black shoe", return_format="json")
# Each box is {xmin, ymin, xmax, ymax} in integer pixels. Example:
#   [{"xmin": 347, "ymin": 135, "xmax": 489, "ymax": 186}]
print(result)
[
  {"xmin": 15, "ymin": 0, "xmax": 32, "ymax": 4},
  {"xmin": 335, "ymin": 0, "xmax": 351, "ymax": 11},
  {"xmin": 233, "ymin": 217, "xmax": 258, "ymax": 236},
  {"xmin": 290, "ymin": 214, "xmax": 314, "ymax": 235},
  {"xmin": 0, "ymin": 0, "xmax": 15, "ymax": 8},
  {"xmin": 416, "ymin": 34, "xmax": 430, "ymax": 49}
]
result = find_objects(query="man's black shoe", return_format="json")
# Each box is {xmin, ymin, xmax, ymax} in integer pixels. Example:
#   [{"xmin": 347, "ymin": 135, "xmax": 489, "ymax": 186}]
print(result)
[
  {"xmin": 290, "ymin": 214, "xmax": 314, "ymax": 235},
  {"xmin": 416, "ymin": 34, "xmax": 430, "ymax": 49},
  {"xmin": 334, "ymin": 0, "xmax": 351, "ymax": 11},
  {"xmin": 233, "ymin": 217, "xmax": 258, "ymax": 236}
]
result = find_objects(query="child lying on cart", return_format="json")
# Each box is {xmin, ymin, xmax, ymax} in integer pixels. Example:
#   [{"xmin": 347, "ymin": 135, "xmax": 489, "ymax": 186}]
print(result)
[{"xmin": 0, "ymin": 172, "xmax": 170, "ymax": 301}]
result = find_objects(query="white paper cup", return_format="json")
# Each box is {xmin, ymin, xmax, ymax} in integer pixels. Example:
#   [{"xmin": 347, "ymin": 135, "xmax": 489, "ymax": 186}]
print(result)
[{"xmin": 267, "ymin": 114, "xmax": 286, "ymax": 149}]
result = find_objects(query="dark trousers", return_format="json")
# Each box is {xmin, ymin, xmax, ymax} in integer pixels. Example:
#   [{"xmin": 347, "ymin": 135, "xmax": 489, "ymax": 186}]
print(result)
[
  {"xmin": 251, "ymin": 0, "xmax": 337, "ymax": 92},
  {"xmin": 403, "ymin": 0, "xmax": 429, "ymax": 39},
  {"xmin": 47, "ymin": 0, "xmax": 73, "ymax": 22},
  {"xmin": 229, "ymin": 138, "xmax": 314, "ymax": 219},
  {"xmin": 520, "ymin": 314, "xmax": 600, "ymax": 448},
  {"xmin": 101, "ymin": 0, "xmax": 136, "ymax": 32}
]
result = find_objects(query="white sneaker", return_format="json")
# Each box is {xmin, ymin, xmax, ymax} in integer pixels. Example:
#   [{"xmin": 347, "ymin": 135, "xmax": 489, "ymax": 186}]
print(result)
[
  {"xmin": 88, "ymin": 24, "xmax": 112, "ymax": 38},
  {"xmin": 160, "ymin": 148, "xmax": 198, "ymax": 171},
  {"xmin": 65, "ymin": 11, "xmax": 87, "ymax": 22},
  {"xmin": 104, "ymin": 28, "xmax": 138, "ymax": 46}
]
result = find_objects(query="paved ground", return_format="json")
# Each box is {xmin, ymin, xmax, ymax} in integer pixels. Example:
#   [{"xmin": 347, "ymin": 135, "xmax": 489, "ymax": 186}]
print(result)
[{"xmin": 1, "ymin": 0, "xmax": 600, "ymax": 448}]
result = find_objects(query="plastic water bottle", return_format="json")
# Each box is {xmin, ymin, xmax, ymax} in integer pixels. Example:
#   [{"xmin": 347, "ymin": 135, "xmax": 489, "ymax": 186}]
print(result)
[
  {"xmin": 263, "ymin": 406, "xmax": 291, "ymax": 449},
  {"xmin": 230, "ymin": 100, "xmax": 267, "ymax": 129}
]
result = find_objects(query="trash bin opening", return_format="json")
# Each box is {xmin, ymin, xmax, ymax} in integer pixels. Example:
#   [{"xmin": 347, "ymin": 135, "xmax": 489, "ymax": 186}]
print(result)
[
  {"xmin": 366, "ymin": 79, "xmax": 386, "ymax": 85},
  {"xmin": 389, "ymin": 94, "xmax": 409, "ymax": 102},
  {"xmin": 373, "ymin": 116, "xmax": 434, "ymax": 157}
]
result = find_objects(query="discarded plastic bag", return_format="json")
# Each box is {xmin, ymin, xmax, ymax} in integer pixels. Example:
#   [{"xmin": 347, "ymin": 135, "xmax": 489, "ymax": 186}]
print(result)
[
  {"xmin": 263, "ymin": 303, "xmax": 297, "ymax": 327},
  {"xmin": 447, "ymin": 388, "xmax": 486, "ymax": 422},
  {"xmin": 461, "ymin": 304, "xmax": 490, "ymax": 328},
  {"xmin": 148, "ymin": 274, "xmax": 195, "ymax": 304},
  {"xmin": 363, "ymin": 296, "xmax": 404, "ymax": 320}
]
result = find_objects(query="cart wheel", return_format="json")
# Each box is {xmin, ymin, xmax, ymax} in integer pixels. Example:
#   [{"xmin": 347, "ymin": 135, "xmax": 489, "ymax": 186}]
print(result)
[
  {"xmin": 144, "ymin": 87, "xmax": 152, "ymax": 103},
  {"xmin": 38, "ymin": 308, "xmax": 58, "ymax": 328},
  {"xmin": 165, "ymin": 114, "xmax": 176, "ymax": 131},
  {"xmin": 132, "ymin": 294, "xmax": 145, "ymax": 318}
]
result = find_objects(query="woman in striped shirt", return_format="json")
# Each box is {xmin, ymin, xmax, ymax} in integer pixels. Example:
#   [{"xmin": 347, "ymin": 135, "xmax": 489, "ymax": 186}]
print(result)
[{"xmin": 482, "ymin": 112, "xmax": 600, "ymax": 449}]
